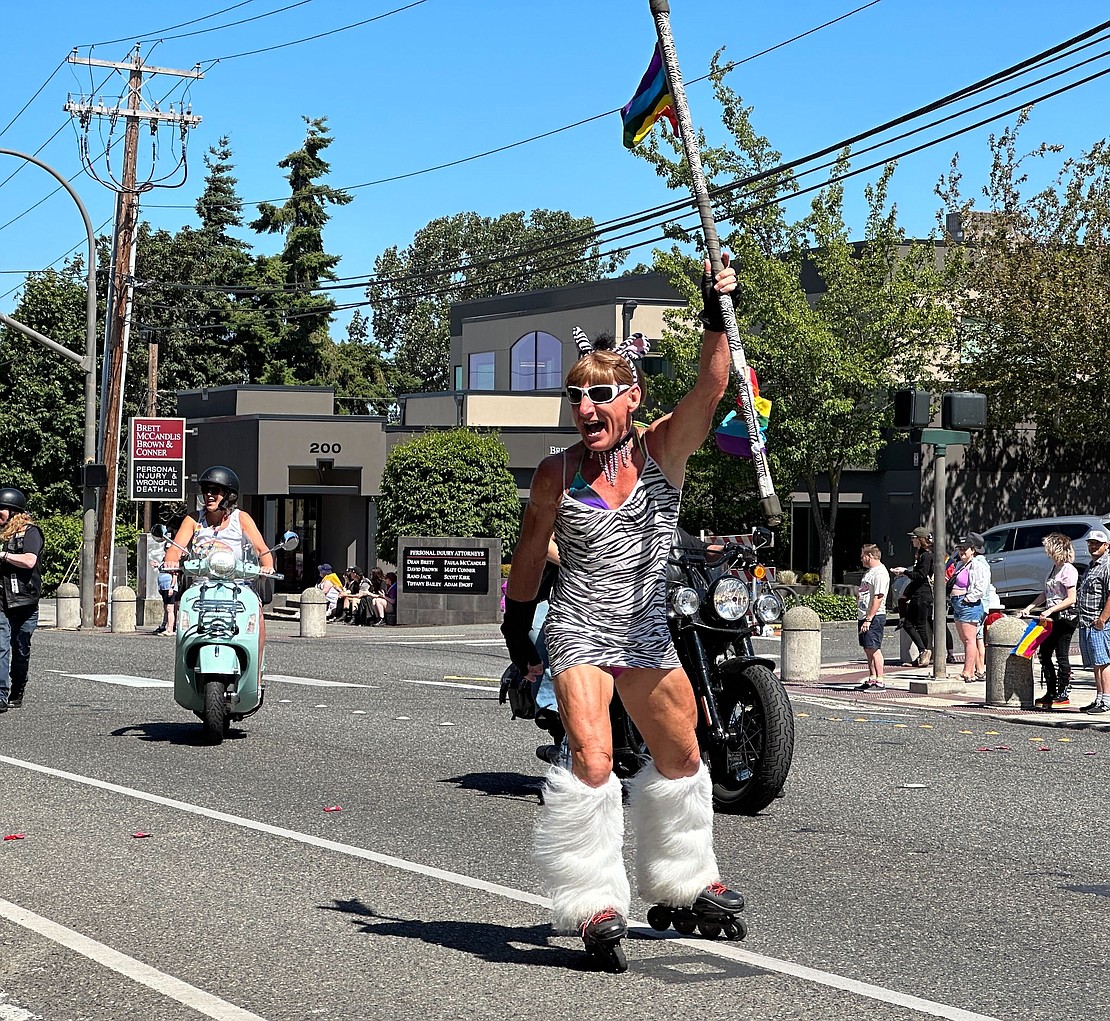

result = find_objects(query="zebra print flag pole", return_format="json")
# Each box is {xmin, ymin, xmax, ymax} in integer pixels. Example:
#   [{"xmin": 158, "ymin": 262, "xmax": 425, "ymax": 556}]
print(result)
[{"xmin": 648, "ymin": 0, "xmax": 782, "ymax": 526}]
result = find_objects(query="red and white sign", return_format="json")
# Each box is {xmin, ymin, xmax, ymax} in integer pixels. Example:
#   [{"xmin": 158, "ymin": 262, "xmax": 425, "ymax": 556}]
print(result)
[{"xmin": 128, "ymin": 417, "xmax": 187, "ymax": 501}]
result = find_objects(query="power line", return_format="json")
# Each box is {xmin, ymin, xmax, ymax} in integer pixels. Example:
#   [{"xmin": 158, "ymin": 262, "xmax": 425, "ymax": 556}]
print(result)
[
  {"xmin": 80, "ymin": 0, "xmax": 264, "ymax": 48},
  {"xmin": 196, "ymin": 0, "xmax": 430, "ymax": 63},
  {"xmin": 145, "ymin": 0, "xmax": 883, "ymax": 210}
]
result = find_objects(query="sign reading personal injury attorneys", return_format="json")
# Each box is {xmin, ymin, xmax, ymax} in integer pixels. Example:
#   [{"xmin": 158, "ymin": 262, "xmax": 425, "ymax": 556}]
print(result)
[{"xmin": 128, "ymin": 417, "xmax": 187, "ymax": 501}]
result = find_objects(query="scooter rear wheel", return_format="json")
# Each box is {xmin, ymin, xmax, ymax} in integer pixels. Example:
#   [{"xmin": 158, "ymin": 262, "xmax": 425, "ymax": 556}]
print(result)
[{"xmin": 202, "ymin": 679, "xmax": 229, "ymax": 744}]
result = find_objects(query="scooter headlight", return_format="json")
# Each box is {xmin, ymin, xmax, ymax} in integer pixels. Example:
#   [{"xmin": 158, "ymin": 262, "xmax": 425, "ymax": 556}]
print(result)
[
  {"xmin": 754, "ymin": 591, "xmax": 785, "ymax": 624},
  {"xmin": 670, "ymin": 586, "xmax": 701, "ymax": 617},
  {"xmin": 708, "ymin": 576, "xmax": 750, "ymax": 622},
  {"xmin": 208, "ymin": 548, "xmax": 237, "ymax": 579}
]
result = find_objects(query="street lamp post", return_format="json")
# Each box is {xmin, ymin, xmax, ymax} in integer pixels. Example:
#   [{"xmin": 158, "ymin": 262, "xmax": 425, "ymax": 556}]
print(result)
[{"xmin": 0, "ymin": 149, "xmax": 98, "ymax": 627}]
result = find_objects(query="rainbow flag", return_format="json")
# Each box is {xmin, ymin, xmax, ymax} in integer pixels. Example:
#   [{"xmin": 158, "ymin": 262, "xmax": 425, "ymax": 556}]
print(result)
[
  {"xmin": 715, "ymin": 368, "xmax": 771, "ymax": 458},
  {"xmin": 1011, "ymin": 618, "xmax": 1052, "ymax": 658},
  {"xmin": 621, "ymin": 44, "xmax": 678, "ymax": 149}
]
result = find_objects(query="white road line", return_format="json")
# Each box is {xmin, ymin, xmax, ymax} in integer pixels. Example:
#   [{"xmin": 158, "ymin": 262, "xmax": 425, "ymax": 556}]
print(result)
[
  {"xmin": 400, "ymin": 678, "xmax": 498, "ymax": 693},
  {"xmin": 0, "ymin": 897, "xmax": 266, "ymax": 1021},
  {"xmin": 46, "ymin": 671, "xmax": 171, "ymax": 688},
  {"xmin": 0, "ymin": 753, "xmax": 1000, "ymax": 1021},
  {"xmin": 264, "ymin": 675, "xmax": 376, "ymax": 688}
]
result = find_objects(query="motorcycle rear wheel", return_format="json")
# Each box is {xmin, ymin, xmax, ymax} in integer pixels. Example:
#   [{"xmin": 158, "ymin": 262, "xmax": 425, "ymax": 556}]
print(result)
[
  {"xmin": 202, "ymin": 679, "xmax": 230, "ymax": 745},
  {"xmin": 706, "ymin": 661, "xmax": 794, "ymax": 814}
]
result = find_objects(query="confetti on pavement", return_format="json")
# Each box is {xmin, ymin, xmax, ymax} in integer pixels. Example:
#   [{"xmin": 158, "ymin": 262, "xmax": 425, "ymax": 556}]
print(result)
[
  {"xmin": 323, "ymin": 805, "xmax": 342, "ymax": 812},
  {"xmin": 4, "ymin": 834, "xmax": 26, "ymax": 840}
]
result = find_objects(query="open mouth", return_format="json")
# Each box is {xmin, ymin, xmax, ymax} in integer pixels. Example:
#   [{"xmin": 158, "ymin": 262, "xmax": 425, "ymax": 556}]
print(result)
[{"xmin": 583, "ymin": 421, "xmax": 605, "ymax": 437}]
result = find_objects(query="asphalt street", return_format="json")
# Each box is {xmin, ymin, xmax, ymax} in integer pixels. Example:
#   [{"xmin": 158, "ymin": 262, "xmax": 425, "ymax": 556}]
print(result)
[{"xmin": 0, "ymin": 621, "xmax": 1106, "ymax": 1021}]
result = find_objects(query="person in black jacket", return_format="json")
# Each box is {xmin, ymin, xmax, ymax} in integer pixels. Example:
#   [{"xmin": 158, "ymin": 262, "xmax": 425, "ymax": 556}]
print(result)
[
  {"xmin": 0, "ymin": 487, "xmax": 44, "ymax": 712},
  {"xmin": 892, "ymin": 526, "xmax": 935, "ymax": 668}
]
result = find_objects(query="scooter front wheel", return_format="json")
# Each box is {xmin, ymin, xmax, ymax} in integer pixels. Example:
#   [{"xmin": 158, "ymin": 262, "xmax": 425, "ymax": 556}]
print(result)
[{"xmin": 202, "ymin": 679, "xmax": 229, "ymax": 744}]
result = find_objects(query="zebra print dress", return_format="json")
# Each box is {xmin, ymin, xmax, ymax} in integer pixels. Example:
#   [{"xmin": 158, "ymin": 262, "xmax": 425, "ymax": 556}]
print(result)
[{"xmin": 544, "ymin": 439, "xmax": 682, "ymax": 676}]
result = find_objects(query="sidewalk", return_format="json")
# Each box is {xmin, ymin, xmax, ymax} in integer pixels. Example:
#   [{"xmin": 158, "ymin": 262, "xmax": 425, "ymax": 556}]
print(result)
[{"xmin": 787, "ymin": 658, "xmax": 1110, "ymax": 731}]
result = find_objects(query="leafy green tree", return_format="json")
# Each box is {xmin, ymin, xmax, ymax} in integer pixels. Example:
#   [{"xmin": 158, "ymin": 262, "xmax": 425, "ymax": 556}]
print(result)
[
  {"xmin": 635, "ymin": 57, "xmax": 952, "ymax": 587},
  {"xmin": 321, "ymin": 311, "xmax": 416, "ymax": 417},
  {"xmin": 0, "ymin": 261, "xmax": 90, "ymax": 514},
  {"xmin": 937, "ymin": 112, "xmax": 1110, "ymax": 438},
  {"xmin": 376, "ymin": 430, "xmax": 521, "ymax": 562},
  {"xmin": 249, "ymin": 116, "xmax": 352, "ymax": 382},
  {"xmin": 368, "ymin": 210, "xmax": 624, "ymax": 391}
]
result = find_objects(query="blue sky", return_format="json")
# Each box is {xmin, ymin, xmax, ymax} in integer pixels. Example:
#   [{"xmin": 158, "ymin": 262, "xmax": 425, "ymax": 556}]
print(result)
[{"xmin": 2, "ymin": 0, "xmax": 1109, "ymax": 331}]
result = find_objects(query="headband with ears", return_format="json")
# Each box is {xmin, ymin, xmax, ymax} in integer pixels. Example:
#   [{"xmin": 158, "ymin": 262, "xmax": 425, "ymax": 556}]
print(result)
[{"xmin": 572, "ymin": 326, "xmax": 651, "ymax": 366}]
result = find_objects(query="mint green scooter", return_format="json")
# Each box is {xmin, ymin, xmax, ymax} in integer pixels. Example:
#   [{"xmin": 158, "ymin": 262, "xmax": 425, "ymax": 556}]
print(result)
[{"xmin": 152, "ymin": 526, "xmax": 298, "ymax": 744}]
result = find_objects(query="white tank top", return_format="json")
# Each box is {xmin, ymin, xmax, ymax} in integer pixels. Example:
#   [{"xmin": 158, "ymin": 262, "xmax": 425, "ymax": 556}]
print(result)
[{"xmin": 191, "ymin": 508, "xmax": 247, "ymax": 558}]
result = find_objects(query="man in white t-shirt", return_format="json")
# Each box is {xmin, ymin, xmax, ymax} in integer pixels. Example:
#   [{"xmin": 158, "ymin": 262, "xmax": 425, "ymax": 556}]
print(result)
[{"xmin": 856, "ymin": 544, "xmax": 890, "ymax": 691}]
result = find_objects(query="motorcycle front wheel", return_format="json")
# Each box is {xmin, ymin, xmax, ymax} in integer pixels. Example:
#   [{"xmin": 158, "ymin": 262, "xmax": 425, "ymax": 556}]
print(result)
[
  {"xmin": 201, "ymin": 679, "xmax": 230, "ymax": 744},
  {"xmin": 706, "ymin": 661, "xmax": 794, "ymax": 814}
]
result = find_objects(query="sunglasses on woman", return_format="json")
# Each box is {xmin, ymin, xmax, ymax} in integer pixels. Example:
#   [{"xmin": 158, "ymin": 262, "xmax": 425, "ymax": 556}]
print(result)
[
  {"xmin": 565, "ymin": 383, "xmax": 632, "ymax": 405},
  {"xmin": 201, "ymin": 484, "xmax": 227, "ymax": 495}
]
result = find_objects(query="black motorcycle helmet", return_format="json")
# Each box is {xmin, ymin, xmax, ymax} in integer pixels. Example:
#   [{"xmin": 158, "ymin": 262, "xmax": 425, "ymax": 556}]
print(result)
[
  {"xmin": 198, "ymin": 466, "xmax": 239, "ymax": 510},
  {"xmin": 0, "ymin": 486, "xmax": 27, "ymax": 513}
]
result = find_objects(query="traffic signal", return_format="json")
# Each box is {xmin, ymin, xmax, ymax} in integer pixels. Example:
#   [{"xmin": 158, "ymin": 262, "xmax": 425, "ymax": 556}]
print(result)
[
  {"xmin": 941, "ymin": 392, "xmax": 987, "ymax": 431},
  {"xmin": 892, "ymin": 389, "xmax": 931, "ymax": 429}
]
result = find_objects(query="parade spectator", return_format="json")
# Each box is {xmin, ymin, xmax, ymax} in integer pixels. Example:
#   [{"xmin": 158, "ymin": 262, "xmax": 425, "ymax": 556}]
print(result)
[
  {"xmin": 1076, "ymin": 528, "xmax": 1110, "ymax": 714},
  {"xmin": 855, "ymin": 544, "xmax": 890, "ymax": 691},
  {"xmin": 949, "ymin": 533, "xmax": 990, "ymax": 682},
  {"xmin": 318, "ymin": 564, "xmax": 343, "ymax": 619},
  {"xmin": 154, "ymin": 565, "xmax": 179, "ymax": 635},
  {"xmin": 0, "ymin": 487, "xmax": 42, "ymax": 712},
  {"xmin": 892, "ymin": 526, "xmax": 934, "ymax": 667},
  {"xmin": 1026, "ymin": 532, "xmax": 1079, "ymax": 708}
]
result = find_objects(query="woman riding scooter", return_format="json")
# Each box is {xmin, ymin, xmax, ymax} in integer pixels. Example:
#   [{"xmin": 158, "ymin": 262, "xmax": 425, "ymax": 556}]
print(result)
[{"xmin": 163, "ymin": 466, "xmax": 274, "ymax": 653}]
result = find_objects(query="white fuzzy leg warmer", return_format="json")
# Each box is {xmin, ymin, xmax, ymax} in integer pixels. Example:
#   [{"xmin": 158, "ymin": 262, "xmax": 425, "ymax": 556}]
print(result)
[
  {"xmin": 628, "ymin": 760, "xmax": 720, "ymax": 907},
  {"xmin": 533, "ymin": 766, "xmax": 630, "ymax": 932}
]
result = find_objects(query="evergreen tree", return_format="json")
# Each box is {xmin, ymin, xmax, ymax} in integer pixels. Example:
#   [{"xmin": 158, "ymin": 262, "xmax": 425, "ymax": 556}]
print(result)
[{"xmin": 248, "ymin": 116, "xmax": 352, "ymax": 383}]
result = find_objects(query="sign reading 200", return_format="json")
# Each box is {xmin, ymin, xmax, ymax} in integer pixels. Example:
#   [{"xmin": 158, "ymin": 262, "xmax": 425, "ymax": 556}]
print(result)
[{"xmin": 309, "ymin": 442, "xmax": 342, "ymax": 454}]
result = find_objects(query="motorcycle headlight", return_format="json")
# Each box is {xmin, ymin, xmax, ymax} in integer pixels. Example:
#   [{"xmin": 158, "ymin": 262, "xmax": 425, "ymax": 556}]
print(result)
[
  {"xmin": 208, "ymin": 548, "xmax": 237, "ymax": 579},
  {"xmin": 708, "ymin": 576, "xmax": 750, "ymax": 622},
  {"xmin": 670, "ymin": 586, "xmax": 701, "ymax": 617},
  {"xmin": 754, "ymin": 591, "xmax": 785, "ymax": 624}
]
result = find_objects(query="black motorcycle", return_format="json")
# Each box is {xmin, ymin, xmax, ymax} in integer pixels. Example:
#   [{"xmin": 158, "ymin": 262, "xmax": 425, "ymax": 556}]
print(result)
[{"xmin": 502, "ymin": 527, "xmax": 795, "ymax": 815}]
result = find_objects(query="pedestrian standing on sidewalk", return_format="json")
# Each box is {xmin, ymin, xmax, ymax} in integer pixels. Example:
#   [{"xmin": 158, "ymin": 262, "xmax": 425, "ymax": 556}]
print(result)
[
  {"xmin": 855, "ymin": 544, "xmax": 890, "ymax": 691},
  {"xmin": 1075, "ymin": 528, "xmax": 1110, "ymax": 714},
  {"xmin": 949, "ymin": 533, "xmax": 990, "ymax": 682},
  {"xmin": 1025, "ymin": 532, "xmax": 1079, "ymax": 708},
  {"xmin": 0, "ymin": 486, "xmax": 43, "ymax": 712},
  {"xmin": 891, "ymin": 526, "xmax": 934, "ymax": 667}
]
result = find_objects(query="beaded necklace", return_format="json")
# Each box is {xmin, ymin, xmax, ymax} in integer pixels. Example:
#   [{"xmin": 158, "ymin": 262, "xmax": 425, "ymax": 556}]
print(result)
[{"xmin": 596, "ymin": 431, "xmax": 635, "ymax": 486}]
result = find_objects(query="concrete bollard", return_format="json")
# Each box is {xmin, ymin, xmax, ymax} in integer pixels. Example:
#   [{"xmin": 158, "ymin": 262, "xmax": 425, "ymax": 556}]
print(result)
[
  {"xmin": 56, "ymin": 582, "xmax": 81, "ymax": 630},
  {"xmin": 111, "ymin": 585, "xmax": 137, "ymax": 633},
  {"xmin": 299, "ymin": 587, "xmax": 328, "ymax": 638},
  {"xmin": 780, "ymin": 604, "xmax": 822, "ymax": 683},
  {"xmin": 984, "ymin": 614, "xmax": 1033, "ymax": 708}
]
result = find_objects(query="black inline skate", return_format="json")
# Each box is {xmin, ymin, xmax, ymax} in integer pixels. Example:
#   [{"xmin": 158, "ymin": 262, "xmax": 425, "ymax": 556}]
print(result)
[
  {"xmin": 646, "ymin": 881, "xmax": 747, "ymax": 940},
  {"xmin": 581, "ymin": 908, "xmax": 628, "ymax": 973}
]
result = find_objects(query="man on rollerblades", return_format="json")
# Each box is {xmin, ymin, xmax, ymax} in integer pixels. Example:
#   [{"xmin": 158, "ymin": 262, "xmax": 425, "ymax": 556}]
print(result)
[{"xmin": 502, "ymin": 259, "xmax": 745, "ymax": 972}]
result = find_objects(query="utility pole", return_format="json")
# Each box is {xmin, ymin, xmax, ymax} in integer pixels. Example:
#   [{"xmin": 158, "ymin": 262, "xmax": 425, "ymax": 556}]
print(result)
[
  {"xmin": 65, "ymin": 47, "xmax": 201, "ymax": 625},
  {"xmin": 143, "ymin": 327, "xmax": 158, "ymax": 534}
]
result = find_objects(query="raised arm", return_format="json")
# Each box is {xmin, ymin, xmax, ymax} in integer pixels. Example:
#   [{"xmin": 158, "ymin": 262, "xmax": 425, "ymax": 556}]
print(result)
[{"xmin": 648, "ymin": 256, "xmax": 736, "ymax": 479}]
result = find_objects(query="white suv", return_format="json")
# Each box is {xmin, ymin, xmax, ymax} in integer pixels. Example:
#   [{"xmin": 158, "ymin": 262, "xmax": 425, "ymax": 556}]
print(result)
[{"xmin": 980, "ymin": 515, "xmax": 1110, "ymax": 608}]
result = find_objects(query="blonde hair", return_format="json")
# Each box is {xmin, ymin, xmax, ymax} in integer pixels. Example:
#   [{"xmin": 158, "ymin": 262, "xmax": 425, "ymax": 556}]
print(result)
[
  {"xmin": 1042, "ymin": 532, "xmax": 1075, "ymax": 564},
  {"xmin": 0, "ymin": 511, "xmax": 32, "ymax": 543},
  {"xmin": 566, "ymin": 350, "xmax": 641, "ymax": 393}
]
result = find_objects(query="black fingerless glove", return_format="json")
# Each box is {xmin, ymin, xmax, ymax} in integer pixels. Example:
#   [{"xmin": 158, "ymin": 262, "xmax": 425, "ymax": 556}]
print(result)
[
  {"xmin": 501, "ymin": 597, "xmax": 541, "ymax": 670},
  {"xmin": 699, "ymin": 269, "xmax": 730, "ymax": 332}
]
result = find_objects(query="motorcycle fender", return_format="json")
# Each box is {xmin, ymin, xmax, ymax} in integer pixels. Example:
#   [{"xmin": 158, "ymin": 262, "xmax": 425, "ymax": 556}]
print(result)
[
  {"xmin": 726, "ymin": 655, "xmax": 778, "ymax": 674},
  {"xmin": 198, "ymin": 644, "xmax": 240, "ymax": 677}
]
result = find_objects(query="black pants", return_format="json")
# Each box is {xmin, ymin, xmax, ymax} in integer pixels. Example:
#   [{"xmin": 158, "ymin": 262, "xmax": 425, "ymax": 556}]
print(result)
[
  {"xmin": 1038, "ymin": 618, "xmax": 1077, "ymax": 694},
  {"xmin": 902, "ymin": 598, "xmax": 933, "ymax": 658}
]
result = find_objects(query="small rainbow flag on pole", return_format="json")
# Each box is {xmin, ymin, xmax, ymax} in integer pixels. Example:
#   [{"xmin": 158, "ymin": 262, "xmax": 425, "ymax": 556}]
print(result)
[
  {"xmin": 621, "ymin": 44, "xmax": 678, "ymax": 149},
  {"xmin": 715, "ymin": 368, "xmax": 771, "ymax": 459},
  {"xmin": 1011, "ymin": 618, "xmax": 1053, "ymax": 658}
]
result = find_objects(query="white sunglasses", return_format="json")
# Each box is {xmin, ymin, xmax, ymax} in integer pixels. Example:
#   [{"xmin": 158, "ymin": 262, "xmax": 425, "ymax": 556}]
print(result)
[{"xmin": 565, "ymin": 383, "xmax": 632, "ymax": 405}]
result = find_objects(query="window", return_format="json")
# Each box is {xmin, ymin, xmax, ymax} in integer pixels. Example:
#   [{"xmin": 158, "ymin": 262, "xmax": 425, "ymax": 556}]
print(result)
[
  {"xmin": 453, "ymin": 365, "xmax": 463, "ymax": 390},
  {"xmin": 511, "ymin": 331, "xmax": 562, "ymax": 391},
  {"xmin": 468, "ymin": 351, "xmax": 495, "ymax": 390},
  {"xmin": 982, "ymin": 529, "xmax": 1013, "ymax": 555}
]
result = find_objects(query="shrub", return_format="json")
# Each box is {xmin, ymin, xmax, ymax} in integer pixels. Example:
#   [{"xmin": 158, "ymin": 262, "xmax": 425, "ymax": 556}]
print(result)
[
  {"xmin": 776, "ymin": 569, "xmax": 796, "ymax": 585},
  {"xmin": 784, "ymin": 591, "xmax": 858, "ymax": 621},
  {"xmin": 799, "ymin": 572, "xmax": 820, "ymax": 586}
]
